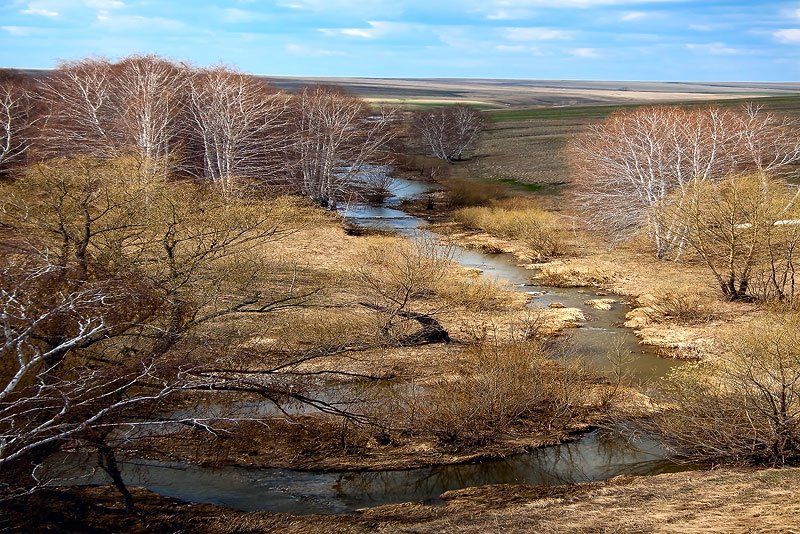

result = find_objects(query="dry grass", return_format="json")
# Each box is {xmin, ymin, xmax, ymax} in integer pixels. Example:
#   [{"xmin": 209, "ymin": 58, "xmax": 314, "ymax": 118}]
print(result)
[
  {"xmin": 643, "ymin": 288, "xmax": 721, "ymax": 325},
  {"xmin": 8, "ymin": 467, "xmax": 800, "ymax": 533},
  {"xmin": 454, "ymin": 199, "xmax": 568, "ymax": 259},
  {"xmin": 443, "ymin": 177, "xmax": 510, "ymax": 208},
  {"xmin": 404, "ymin": 338, "xmax": 594, "ymax": 447}
]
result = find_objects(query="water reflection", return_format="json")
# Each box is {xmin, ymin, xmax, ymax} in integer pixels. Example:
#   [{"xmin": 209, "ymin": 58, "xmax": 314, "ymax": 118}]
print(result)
[{"xmin": 51, "ymin": 431, "xmax": 679, "ymax": 515}]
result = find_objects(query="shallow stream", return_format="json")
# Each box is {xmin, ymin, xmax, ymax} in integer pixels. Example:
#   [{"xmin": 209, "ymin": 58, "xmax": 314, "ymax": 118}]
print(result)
[{"xmin": 54, "ymin": 176, "xmax": 682, "ymax": 514}]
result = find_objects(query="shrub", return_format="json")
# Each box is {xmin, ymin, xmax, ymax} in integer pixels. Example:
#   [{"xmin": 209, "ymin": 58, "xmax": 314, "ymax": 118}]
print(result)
[
  {"xmin": 640, "ymin": 313, "xmax": 800, "ymax": 466},
  {"xmin": 413, "ymin": 338, "xmax": 591, "ymax": 447},
  {"xmin": 434, "ymin": 271, "xmax": 519, "ymax": 312},
  {"xmin": 658, "ymin": 174, "xmax": 800, "ymax": 302},
  {"xmin": 444, "ymin": 177, "xmax": 509, "ymax": 208},
  {"xmin": 644, "ymin": 288, "xmax": 719, "ymax": 325},
  {"xmin": 455, "ymin": 202, "xmax": 567, "ymax": 258}
]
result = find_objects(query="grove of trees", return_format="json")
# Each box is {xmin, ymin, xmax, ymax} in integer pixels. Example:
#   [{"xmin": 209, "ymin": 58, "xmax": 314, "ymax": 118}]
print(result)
[
  {"xmin": 571, "ymin": 104, "xmax": 800, "ymax": 303},
  {"xmin": 1, "ymin": 56, "xmax": 397, "ymax": 204},
  {"xmin": 0, "ymin": 56, "xmax": 405, "ymax": 507}
]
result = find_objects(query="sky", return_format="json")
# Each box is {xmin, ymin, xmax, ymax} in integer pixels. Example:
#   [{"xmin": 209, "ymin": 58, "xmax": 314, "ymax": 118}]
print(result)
[{"xmin": 0, "ymin": 0, "xmax": 799, "ymax": 81}]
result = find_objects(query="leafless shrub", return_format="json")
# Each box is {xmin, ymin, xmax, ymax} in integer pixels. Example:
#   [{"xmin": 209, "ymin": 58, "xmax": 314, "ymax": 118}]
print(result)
[
  {"xmin": 644, "ymin": 288, "xmax": 719, "ymax": 325},
  {"xmin": 657, "ymin": 173, "xmax": 800, "ymax": 301},
  {"xmin": 434, "ymin": 271, "xmax": 518, "ymax": 312},
  {"xmin": 353, "ymin": 237, "xmax": 452, "ymax": 344},
  {"xmin": 411, "ymin": 105, "xmax": 484, "ymax": 162},
  {"xmin": 640, "ymin": 313, "xmax": 800, "ymax": 466},
  {"xmin": 414, "ymin": 337, "xmax": 591, "ymax": 447}
]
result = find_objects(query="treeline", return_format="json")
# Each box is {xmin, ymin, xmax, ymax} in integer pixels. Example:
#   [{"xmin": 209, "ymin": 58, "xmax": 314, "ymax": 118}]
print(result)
[{"xmin": 0, "ymin": 56, "xmax": 396, "ymax": 206}]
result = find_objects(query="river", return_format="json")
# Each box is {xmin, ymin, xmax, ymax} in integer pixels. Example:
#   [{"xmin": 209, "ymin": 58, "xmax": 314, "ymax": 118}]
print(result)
[{"xmin": 51, "ymin": 175, "xmax": 683, "ymax": 514}]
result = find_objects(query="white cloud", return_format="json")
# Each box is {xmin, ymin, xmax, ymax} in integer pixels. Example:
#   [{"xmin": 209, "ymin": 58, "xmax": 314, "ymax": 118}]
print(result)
[
  {"xmin": 482, "ymin": 0, "xmax": 681, "ymax": 6},
  {"xmin": 21, "ymin": 4, "xmax": 59, "ymax": 17},
  {"xmin": 95, "ymin": 13, "xmax": 185, "ymax": 30},
  {"xmin": 784, "ymin": 7, "xmax": 800, "ymax": 19},
  {"xmin": 505, "ymin": 27, "xmax": 572, "ymax": 41},
  {"xmin": 84, "ymin": 0, "xmax": 125, "ymax": 8},
  {"xmin": 774, "ymin": 28, "xmax": 800, "ymax": 44},
  {"xmin": 496, "ymin": 44, "xmax": 526, "ymax": 52},
  {"xmin": 222, "ymin": 8, "xmax": 260, "ymax": 23},
  {"xmin": 485, "ymin": 9, "xmax": 535, "ymax": 20},
  {"xmin": 686, "ymin": 42, "xmax": 740, "ymax": 55},
  {"xmin": 2, "ymin": 25, "xmax": 35, "ymax": 36},
  {"xmin": 495, "ymin": 44, "xmax": 542, "ymax": 54},
  {"xmin": 688, "ymin": 23, "xmax": 713, "ymax": 31},
  {"xmin": 319, "ymin": 21, "xmax": 405, "ymax": 39},
  {"xmin": 621, "ymin": 11, "xmax": 645, "ymax": 21},
  {"xmin": 570, "ymin": 47, "xmax": 601, "ymax": 58}
]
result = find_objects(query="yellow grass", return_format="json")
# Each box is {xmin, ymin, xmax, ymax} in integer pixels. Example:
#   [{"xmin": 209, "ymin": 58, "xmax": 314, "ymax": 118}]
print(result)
[{"xmin": 454, "ymin": 199, "xmax": 568, "ymax": 258}]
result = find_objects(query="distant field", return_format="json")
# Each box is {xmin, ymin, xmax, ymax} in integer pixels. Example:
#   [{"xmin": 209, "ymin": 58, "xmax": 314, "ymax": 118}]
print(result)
[
  {"xmin": 267, "ymin": 76, "xmax": 800, "ymax": 108},
  {"xmin": 467, "ymin": 94, "xmax": 800, "ymax": 187},
  {"xmin": 487, "ymin": 94, "xmax": 800, "ymax": 122}
]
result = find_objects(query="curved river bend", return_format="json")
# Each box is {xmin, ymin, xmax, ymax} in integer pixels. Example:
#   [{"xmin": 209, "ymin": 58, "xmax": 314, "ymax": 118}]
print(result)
[{"xmin": 54, "ymin": 176, "xmax": 682, "ymax": 514}]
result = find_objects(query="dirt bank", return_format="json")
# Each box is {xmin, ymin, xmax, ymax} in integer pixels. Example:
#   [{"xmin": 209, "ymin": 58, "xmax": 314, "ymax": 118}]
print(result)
[{"xmin": 7, "ymin": 467, "xmax": 799, "ymax": 533}]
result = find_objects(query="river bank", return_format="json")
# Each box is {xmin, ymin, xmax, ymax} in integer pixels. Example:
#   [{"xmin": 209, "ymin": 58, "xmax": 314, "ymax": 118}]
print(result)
[
  {"xmin": 399, "ymin": 186, "xmax": 764, "ymax": 361},
  {"xmin": 8, "ymin": 467, "xmax": 800, "ymax": 533},
  {"xmin": 41, "ymin": 173, "xmax": 686, "ymax": 516}
]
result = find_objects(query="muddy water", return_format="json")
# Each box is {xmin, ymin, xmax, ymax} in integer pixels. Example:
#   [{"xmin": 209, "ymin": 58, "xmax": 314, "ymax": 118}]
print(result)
[{"xmin": 54, "ymin": 176, "xmax": 682, "ymax": 514}]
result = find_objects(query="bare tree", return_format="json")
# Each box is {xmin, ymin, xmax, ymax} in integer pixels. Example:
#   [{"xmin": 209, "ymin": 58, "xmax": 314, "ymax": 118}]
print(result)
[
  {"xmin": 411, "ymin": 105, "xmax": 484, "ymax": 162},
  {"xmin": 0, "ymin": 74, "xmax": 36, "ymax": 177},
  {"xmin": 0, "ymin": 158, "xmax": 322, "ymax": 506},
  {"xmin": 37, "ymin": 59, "xmax": 119, "ymax": 159},
  {"xmin": 110, "ymin": 55, "xmax": 189, "ymax": 177},
  {"xmin": 571, "ymin": 105, "xmax": 800, "ymax": 259},
  {"xmin": 37, "ymin": 57, "xmax": 188, "ymax": 176},
  {"xmin": 290, "ymin": 86, "xmax": 396, "ymax": 208},
  {"xmin": 186, "ymin": 67, "xmax": 291, "ymax": 194},
  {"xmin": 658, "ymin": 173, "xmax": 800, "ymax": 301}
]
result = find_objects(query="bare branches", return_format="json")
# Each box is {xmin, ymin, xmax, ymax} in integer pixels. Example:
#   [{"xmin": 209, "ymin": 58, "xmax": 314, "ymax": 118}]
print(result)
[
  {"xmin": 655, "ymin": 173, "xmax": 800, "ymax": 301},
  {"xmin": 570, "ymin": 105, "xmax": 800, "ymax": 259},
  {"xmin": 37, "ymin": 57, "xmax": 188, "ymax": 177},
  {"xmin": 0, "ymin": 158, "xmax": 324, "ymax": 496},
  {"xmin": 640, "ymin": 313, "xmax": 800, "ymax": 466},
  {"xmin": 411, "ymin": 105, "xmax": 484, "ymax": 162},
  {"xmin": 186, "ymin": 68, "xmax": 291, "ymax": 194},
  {"xmin": 289, "ymin": 86, "xmax": 397, "ymax": 208},
  {"xmin": 0, "ymin": 74, "xmax": 36, "ymax": 177}
]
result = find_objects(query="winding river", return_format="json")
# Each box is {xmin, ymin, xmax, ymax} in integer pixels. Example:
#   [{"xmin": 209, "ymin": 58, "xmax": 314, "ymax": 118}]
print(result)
[{"xmin": 53, "ymin": 176, "xmax": 683, "ymax": 515}]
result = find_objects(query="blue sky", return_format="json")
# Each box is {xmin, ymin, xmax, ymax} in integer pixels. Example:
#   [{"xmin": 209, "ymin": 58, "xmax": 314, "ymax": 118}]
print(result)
[{"xmin": 1, "ymin": 0, "xmax": 799, "ymax": 81}]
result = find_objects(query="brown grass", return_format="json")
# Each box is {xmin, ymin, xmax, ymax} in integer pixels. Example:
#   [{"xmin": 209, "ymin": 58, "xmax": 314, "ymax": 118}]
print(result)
[
  {"xmin": 643, "ymin": 288, "xmax": 720, "ymax": 325},
  {"xmin": 444, "ymin": 177, "xmax": 510, "ymax": 208},
  {"xmin": 454, "ymin": 199, "xmax": 568, "ymax": 258},
  {"xmin": 16, "ymin": 467, "xmax": 800, "ymax": 533}
]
